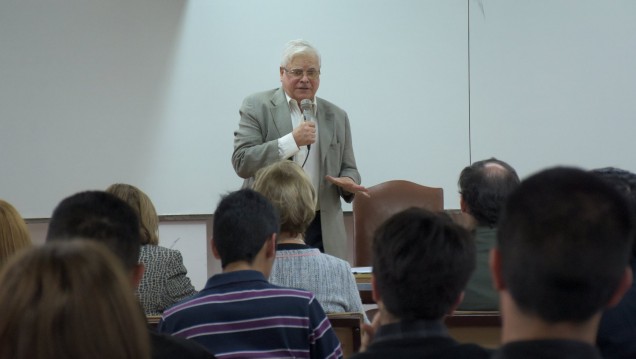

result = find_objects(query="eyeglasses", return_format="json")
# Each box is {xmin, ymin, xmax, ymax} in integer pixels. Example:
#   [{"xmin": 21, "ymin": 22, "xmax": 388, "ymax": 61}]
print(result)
[{"xmin": 283, "ymin": 67, "xmax": 320, "ymax": 80}]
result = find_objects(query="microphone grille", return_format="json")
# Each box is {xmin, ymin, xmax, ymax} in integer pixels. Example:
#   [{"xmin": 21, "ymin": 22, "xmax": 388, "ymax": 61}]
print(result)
[{"xmin": 300, "ymin": 99, "xmax": 313, "ymax": 111}]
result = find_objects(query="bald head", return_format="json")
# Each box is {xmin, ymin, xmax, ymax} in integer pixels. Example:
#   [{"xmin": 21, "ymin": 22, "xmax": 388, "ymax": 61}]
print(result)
[{"xmin": 458, "ymin": 158, "xmax": 520, "ymax": 227}]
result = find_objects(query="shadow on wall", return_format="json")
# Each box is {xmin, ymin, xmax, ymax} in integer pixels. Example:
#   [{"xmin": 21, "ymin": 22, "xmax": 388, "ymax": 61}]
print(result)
[{"xmin": 0, "ymin": 0, "xmax": 187, "ymax": 218}]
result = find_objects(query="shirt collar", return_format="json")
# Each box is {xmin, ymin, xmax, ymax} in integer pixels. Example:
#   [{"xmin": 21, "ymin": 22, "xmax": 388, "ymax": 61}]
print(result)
[
  {"xmin": 284, "ymin": 92, "xmax": 317, "ymax": 115},
  {"xmin": 276, "ymin": 243, "xmax": 312, "ymax": 251},
  {"xmin": 204, "ymin": 270, "xmax": 267, "ymax": 289},
  {"xmin": 374, "ymin": 319, "xmax": 449, "ymax": 343}
]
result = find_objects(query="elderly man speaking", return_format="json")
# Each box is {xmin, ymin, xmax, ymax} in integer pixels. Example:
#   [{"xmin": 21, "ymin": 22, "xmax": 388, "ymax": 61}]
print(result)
[{"xmin": 232, "ymin": 39, "xmax": 367, "ymax": 260}]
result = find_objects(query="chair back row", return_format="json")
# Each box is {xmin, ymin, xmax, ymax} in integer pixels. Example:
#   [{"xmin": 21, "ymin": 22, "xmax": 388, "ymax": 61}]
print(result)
[{"xmin": 352, "ymin": 180, "xmax": 444, "ymax": 267}]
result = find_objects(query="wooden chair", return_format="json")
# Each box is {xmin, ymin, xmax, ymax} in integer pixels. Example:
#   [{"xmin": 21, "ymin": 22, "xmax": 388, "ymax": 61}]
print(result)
[
  {"xmin": 352, "ymin": 180, "xmax": 444, "ymax": 266},
  {"xmin": 327, "ymin": 312, "xmax": 363, "ymax": 358},
  {"xmin": 147, "ymin": 315, "xmax": 161, "ymax": 329}
]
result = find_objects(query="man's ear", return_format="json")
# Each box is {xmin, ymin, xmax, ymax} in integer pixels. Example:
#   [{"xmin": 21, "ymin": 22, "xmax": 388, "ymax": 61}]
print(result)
[
  {"xmin": 489, "ymin": 247, "xmax": 506, "ymax": 290},
  {"xmin": 606, "ymin": 266, "xmax": 633, "ymax": 308},
  {"xmin": 130, "ymin": 263, "xmax": 145, "ymax": 289},
  {"xmin": 265, "ymin": 233, "xmax": 277, "ymax": 259},
  {"xmin": 371, "ymin": 274, "xmax": 381, "ymax": 303},
  {"xmin": 447, "ymin": 291, "xmax": 465, "ymax": 315},
  {"xmin": 211, "ymin": 238, "xmax": 221, "ymax": 260},
  {"xmin": 460, "ymin": 196, "xmax": 468, "ymax": 213}
]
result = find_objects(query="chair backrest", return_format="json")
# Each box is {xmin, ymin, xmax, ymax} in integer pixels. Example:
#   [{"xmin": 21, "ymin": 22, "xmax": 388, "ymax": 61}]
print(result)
[
  {"xmin": 352, "ymin": 180, "xmax": 444, "ymax": 267},
  {"xmin": 327, "ymin": 312, "xmax": 363, "ymax": 358}
]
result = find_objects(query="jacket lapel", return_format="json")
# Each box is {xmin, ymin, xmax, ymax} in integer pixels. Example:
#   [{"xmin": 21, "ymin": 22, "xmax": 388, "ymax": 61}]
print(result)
[
  {"xmin": 270, "ymin": 88, "xmax": 293, "ymax": 137},
  {"xmin": 317, "ymin": 99, "xmax": 334, "ymax": 168}
]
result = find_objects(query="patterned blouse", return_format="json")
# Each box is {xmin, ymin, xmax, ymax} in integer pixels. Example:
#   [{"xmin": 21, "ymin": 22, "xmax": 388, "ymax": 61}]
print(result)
[{"xmin": 137, "ymin": 244, "xmax": 197, "ymax": 315}]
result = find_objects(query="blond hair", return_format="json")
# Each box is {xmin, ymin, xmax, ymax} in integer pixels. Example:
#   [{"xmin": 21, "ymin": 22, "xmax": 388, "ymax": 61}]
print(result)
[
  {"xmin": 106, "ymin": 184, "xmax": 159, "ymax": 245},
  {"xmin": 252, "ymin": 160, "xmax": 317, "ymax": 237},
  {"xmin": 0, "ymin": 200, "xmax": 32, "ymax": 268},
  {"xmin": 0, "ymin": 240, "xmax": 151, "ymax": 359}
]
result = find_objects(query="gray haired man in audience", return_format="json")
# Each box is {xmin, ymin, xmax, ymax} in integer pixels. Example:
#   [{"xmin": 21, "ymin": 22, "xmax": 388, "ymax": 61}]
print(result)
[{"xmin": 457, "ymin": 157, "xmax": 520, "ymax": 311}]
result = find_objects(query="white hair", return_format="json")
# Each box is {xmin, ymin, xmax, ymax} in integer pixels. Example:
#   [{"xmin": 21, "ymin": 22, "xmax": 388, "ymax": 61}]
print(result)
[{"xmin": 280, "ymin": 39, "xmax": 321, "ymax": 68}]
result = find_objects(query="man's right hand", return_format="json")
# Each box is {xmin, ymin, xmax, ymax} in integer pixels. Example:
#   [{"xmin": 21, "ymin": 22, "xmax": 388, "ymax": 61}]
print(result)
[
  {"xmin": 292, "ymin": 121, "xmax": 316, "ymax": 147},
  {"xmin": 360, "ymin": 312, "xmax": 382, "ymax": 352}
]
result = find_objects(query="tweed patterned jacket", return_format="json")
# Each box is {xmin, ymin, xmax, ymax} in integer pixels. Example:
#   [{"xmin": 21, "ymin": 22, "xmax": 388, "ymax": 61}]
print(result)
[
  {"xmin": 138, "ymin": 244, "xmax": 197, "ymax": 315},
  {"xmin": 269, "ymin": 245, "xmax": 367, "ymax": 322}
]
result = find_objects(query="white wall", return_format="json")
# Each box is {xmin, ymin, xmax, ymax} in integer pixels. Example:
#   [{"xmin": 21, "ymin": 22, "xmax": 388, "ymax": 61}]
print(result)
[
  {"xmin": 0, "ymin": 0, "xmax": 468, "ymax": 217},
  {"xmin": 3, "ymin": 0, "xmax": 636, "ymax": 221},
  {"xmin": 469, "ymin": 0, "xmax": 636, "ymax": 178}
]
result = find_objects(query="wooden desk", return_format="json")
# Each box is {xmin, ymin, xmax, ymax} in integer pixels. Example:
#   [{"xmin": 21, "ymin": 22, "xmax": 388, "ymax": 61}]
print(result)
[
  {"xmin": 446, "ymin": 311, "xmax": 501, "ymax": 348},
  {"xmin": 147, "ymin": 315, "xmax": 161, "ymax": 329},
  {"xmin": 354, "ymin": 273, "xmax": 374, "ymax": 304}
]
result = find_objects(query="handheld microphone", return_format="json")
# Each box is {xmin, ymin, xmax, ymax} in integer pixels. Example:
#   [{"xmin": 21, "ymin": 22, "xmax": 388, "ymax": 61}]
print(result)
[
  {"xmin": 300, "ymin": 99, "xmax": 313, "ymax": 151},
  {"xmin": 300, "ymin": 99, "xmax": 313, "ymax": 121}
]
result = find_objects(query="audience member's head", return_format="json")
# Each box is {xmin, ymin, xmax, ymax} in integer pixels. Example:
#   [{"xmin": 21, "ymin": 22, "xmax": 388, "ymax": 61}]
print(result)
[
  {"xmin": 0, "ymin": 240, "xmax": 150, "ymax": 359},
  {"xmin": 46, "ymin": 191, "xmax": 141, "ymax": 273},
  {"xmin": 252, "ymin": 160, "xmax": 316, "ymax": 238},
  {"xmin": 213, "ymin": 189, "xmax": 279, "ymax": 270},
  {"xmin": 458, "ymin": 158, "xmax": 520, "ymax": 227},
  {"xmin": 496, "ymin": 167, "xmax": 635, "ymax": 324},
  {"xmin": 591, "ymin": 167, "xmax": 636, "ymax": 201},
  {"xmin": 372, "ymin": 208, "xmax": 476, "ymax": 321},
  {"xmin": 106, "ymin": 183, "xmax": 160, "ymax": 246},
  {"xmin": 591, "ymin": 167, "xmax": 636, "ymax": 258},
  {"xmin": 0, "ymin": 200, "xmax": 32, "ymax": 268}
]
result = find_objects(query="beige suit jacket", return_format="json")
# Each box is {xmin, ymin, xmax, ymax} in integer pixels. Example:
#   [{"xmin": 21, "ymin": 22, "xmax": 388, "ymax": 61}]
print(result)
[{"xmin": 232, "ymin": 88, "xmax": 361, "ymax": 259}]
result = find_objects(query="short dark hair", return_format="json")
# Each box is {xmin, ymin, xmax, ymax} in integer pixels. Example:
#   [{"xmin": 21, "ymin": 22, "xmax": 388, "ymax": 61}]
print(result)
[
  {"xmin": 372, "ymin": 208, "xmax": 476, "ymax": 320},
  {"xmin": 591, "ymin": 167, "xmax": 636, "ymax": 258},
  {"xmin": 46, "ymin": 191, "xmax": 141, "ymax": 270},
  {"xmin": 213, "ymin": 189, "xmax": 280, "ymax": 268},
  {"xmin": 459, "ymin": 158, "xmax": 520, "ymax": 227},
  {"xmin": 498, "ymin": 167, "xmax": 635, "ymax": 323},
  {"xmin": 591, "ymin": 167, "xmax": 636, "ymax": 211}
]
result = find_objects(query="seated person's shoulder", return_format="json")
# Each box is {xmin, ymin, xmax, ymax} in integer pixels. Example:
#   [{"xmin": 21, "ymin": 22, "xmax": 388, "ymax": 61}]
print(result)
[{"xmin": 321, "ymin": 253, "xmax": 352, "ymax": 269}]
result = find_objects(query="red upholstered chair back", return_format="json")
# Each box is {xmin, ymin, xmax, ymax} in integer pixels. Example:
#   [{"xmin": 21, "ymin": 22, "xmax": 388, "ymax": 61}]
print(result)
[{"xmin": 352, "ymin": 180, "xmax": 444, "ymax": 267}]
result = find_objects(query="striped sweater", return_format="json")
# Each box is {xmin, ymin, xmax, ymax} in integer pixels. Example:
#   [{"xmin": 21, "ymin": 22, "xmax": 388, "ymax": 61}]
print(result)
[{"xmin": 158, "ymin": 270, "xmax": 342, "ymax": 359}]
